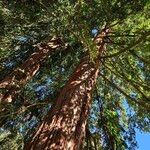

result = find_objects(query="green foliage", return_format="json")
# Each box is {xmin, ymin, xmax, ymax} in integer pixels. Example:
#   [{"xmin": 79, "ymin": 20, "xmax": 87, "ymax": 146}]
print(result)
[
  {"xmin": 0, "ymin": 0, "xmax": 150, "ymax": 149},
  {"xmin": 0, "ymin": 130, "xmax": 23, "ymax": 150}
]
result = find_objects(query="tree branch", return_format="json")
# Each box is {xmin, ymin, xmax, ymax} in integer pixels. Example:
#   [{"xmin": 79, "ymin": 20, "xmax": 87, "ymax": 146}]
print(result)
[
  {"xmin": 100, "ymin": 73, "xmax": 150, "ymax": 110},
  {"xmin": 100, "ymin": 31, "xmax": 150, "ymax": 59}
]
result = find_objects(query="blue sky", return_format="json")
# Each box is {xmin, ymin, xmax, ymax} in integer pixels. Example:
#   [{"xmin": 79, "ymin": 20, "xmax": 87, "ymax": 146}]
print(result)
[{"xmin": 136, "ymin": 131, "xmax": 150, "ymax": 150}]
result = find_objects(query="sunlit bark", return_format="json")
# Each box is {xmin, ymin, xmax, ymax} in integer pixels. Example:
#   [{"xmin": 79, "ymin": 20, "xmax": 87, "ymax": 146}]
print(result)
[
  {"xmin": 24, "ymin": 28, "xmax": 109, "ymax": 150},
  {"xmin": 0, "ymin": 37, "xmax": 62, "ymax": 103},
  {"xmin": 24, "ymin": 56, "xmax": 99, "ymax": 150}
]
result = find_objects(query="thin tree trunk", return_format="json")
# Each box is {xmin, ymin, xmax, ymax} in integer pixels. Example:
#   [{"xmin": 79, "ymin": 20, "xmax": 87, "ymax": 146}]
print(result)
[
  {"xmin": 0, "ymin": 37, "xmax": 63, "ymax": 103},
  {"xmin": 24, "ymin": 28, "xmax": 109, "ymax": 150}
]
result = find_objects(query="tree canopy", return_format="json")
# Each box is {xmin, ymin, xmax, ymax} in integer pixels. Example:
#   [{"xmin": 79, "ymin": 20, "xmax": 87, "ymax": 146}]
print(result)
[{"xmin": 0, "ymin": 0, "xmax": 150, "ymax": 149}]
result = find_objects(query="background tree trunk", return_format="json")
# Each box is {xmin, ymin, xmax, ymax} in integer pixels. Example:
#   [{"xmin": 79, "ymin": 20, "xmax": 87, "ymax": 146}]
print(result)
[{"xmin": 0, "ymin": 38, "xmax": 63, "ymax": 103}]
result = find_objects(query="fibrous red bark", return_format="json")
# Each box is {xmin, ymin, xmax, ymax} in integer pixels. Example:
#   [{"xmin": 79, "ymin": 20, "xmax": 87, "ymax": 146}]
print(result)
[
  {"xmin": 24, "ymin": 56, "xmax": 99, "ymax": 150},
  {"xmin": 0, "ymin": 37, "xmax": 63, "ymax": 103},
  {"xmin": 24, "ymin": 28, "xmax": 109, "ymax": 150}
]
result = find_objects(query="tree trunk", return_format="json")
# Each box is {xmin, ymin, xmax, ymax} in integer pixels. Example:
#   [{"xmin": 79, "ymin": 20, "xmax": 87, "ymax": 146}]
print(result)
[
  {"xmin": 24, "ymin": 57, "xmax": 99, "ymax": 150},
  {"xmin": 0, "ymin": 37, "xmax": 63, "ymax": 103},
  {"xmin": 24, "ymin": 28, "xmax": 109, "ymax": 150}
]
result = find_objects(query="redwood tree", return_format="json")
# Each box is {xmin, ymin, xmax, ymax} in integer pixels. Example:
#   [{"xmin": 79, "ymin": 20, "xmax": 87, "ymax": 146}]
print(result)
[
  {"xmin": 0, "ymin": 1, "xmax": 150, "ymax": 150},
  {"xmin": 24, "ymin": 27, "xmax": 109, "ymax": 150}
]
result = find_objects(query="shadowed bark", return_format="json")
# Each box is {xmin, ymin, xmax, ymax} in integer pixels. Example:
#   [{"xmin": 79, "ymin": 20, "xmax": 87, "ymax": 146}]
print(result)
[
  {"xmin": 24, "ymin": 28, "xmax": 109, "ymax": 150},
  {"xmin": 0, "ymin": 37, "xmax": 63, "ymax": 103}
]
